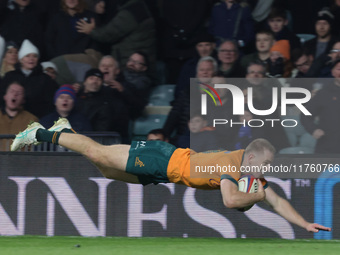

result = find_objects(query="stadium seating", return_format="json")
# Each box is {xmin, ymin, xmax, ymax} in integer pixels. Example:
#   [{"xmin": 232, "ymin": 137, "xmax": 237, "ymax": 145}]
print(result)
[
  {"xmin": 297, "ymin": 34, "xmax": 316, "ymax": 44},
  {"xmin": 279, "ymin": 146, "xmax": 314, "ymax": 154},
  {"xmin": 148, "ymin": 84, "xmax": 175, "ymax": 106}
]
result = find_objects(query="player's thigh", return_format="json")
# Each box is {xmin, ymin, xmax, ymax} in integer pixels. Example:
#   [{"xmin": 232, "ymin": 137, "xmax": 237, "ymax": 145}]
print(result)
[
  {"xmin": 96, "ymin": 165, "xmax": 140, "ymax": 183},
  {"xmin": 100, "ymin": 144, "xmax": 131, "ymax": 171}
]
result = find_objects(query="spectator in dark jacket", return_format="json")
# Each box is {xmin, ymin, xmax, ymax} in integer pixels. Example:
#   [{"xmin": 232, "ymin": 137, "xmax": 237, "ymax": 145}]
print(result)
[
  {"xmin": 0, "ymin": 40, "xmax": 58, "ymax": 118},
  {"xmin": 76, "ymin": 0, "xmax": 156, "ymax": 68},
  {"xmin": 209, "ymin": 0, "xmax": 255, "ymax": 48},
  {"xmin": 175, "ymin": 31, "xmax": 216, "ymax": 99},
  {"xmin": 217, "ymin": 40, "xmax": 245, "ymax": 78},
  {"xmin": 40, "ymin": 84, "xmax": 92, "ymax": 132},
  {"xmin": 76, "ymin": 68, "xmax": 128, "ymax": 134},
  {"xmin": 0, "ymin": 0, "xmax": 44, "ymax": 58},
  {"xmin": 304, "ymin": 8, "xmax": 338, "ymax": 59},
  {"xmin": 301, "ymin": 60, "xmax": 340, "ymax": 153},
  {"xmin": 267, "ymin": 7, "xmax": 301, "ymax": 53},
  {"xmin": 45, "ymin": 0, "xmax": 98, "ymax": 59}
]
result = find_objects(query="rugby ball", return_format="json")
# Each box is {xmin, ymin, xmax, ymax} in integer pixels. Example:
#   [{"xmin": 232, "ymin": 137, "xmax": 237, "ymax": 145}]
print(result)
[{"xmin": 237, "ymin": 175, "xmax": 258, "ymax": 212}]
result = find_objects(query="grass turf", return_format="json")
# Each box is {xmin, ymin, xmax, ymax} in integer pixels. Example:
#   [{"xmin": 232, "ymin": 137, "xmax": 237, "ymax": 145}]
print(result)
[{"xmin": 0, "ymin": 236, "xmax": 339, "ymax": 255}]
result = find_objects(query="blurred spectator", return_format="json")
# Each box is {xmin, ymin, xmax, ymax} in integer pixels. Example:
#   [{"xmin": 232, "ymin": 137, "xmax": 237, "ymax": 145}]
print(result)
[
  {"xmin": 0, "ymin": 0, "xmax": 44, "ymax": 58},
  {"xmin": 267, "ymin": 40, "xmax": 293, "ymax": 78},
  {"xmin": 40, "ymin": 84, "xmax": 92, "ymax": 132},
  {"xmin": 163, "ymin": 56, "xmax": 217, "ymax": 146},
  {"xmin": 76, "ymin": 68, "xmax": 128, "ymax": 134},
  {"xmin": 233, "ymin": 108, "xmax": 265, "ymax": 150},
  {"xmin": 175, "ymin": 31, "xmax": 216, "ymax": 99},
  {"xmin": 45, "ymin": 0, "xmax": 98, "ymax": 59},
  {"xmin": 76, "ymin": 0, "xmax": 156, "ymax": 71},
  {"xmin": 99, "ymin": 52, "xmax": 152, "ymax": 119},
  {"xmin": 0, "ymin": 41, "xmax": 18, "ymax": 78},
  {"xmin": 0, "ymin": 35, "xmax": 4, "ymax": 62},
  {"xmin": 241, "ymin": 30, "xmax": 275, "ymax": 69},
  {"xmin": 159, "ymin": 0, "xmax": 213, "ymax": 84},
  {"xmin": 208, "ymin": 0, "xmax": 255, "ymax": 49},
  {"xmin": 41, "ymin": 61, "xmax": 58, "ymax": 80},
  {"xmin": 177, "ymin": 113, "xmax": 218, "ymax": 151},
  {"xmin": 291, "ymin": 48, "xmax": 314, "ymax": 78},
  {"xmin": 301, "ymin": 59, "xmax": 340, "ymax": 153},
  {"xmin": 0, "ymin": 39, "xmax": 58, "ymax": 118},
  {"xmin": 146, "ymin": 129, "xmax": 168, "ymax": 142},
  {"xmin": 304, "ymin": 8, "xmax": 338, "ymax": 59},
  {"xmin": 330, "ymin": 0, "xmax": 340, "ymax": 36},
  {"xmin": 307, "ymin": 41, "xmax": 340, "ymax": 78},
  {"xmin": 217, "ymin": 40, "xmax": 245, "ymax": 77},
  {"xmin": 0, "ymin": 82, "xmax": 38, "ymax": 151},
  {"xmin": 267, "ymin": 7, "xmax": 301, "ymax": 53}
]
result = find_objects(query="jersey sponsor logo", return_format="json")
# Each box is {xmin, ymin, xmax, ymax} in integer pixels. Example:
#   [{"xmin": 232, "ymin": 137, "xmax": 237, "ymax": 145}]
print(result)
[{"xmin": 135, "ymin": 157, "xmax": 145, "ymax": 167}]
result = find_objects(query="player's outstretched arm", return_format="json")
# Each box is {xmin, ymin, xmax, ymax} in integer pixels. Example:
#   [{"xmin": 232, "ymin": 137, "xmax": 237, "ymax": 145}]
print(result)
[
  {"xmin": 264, "ymin": 187, "xmax": 331, "ymax": 232},
  {"xmin": 220, "ymin": 179, "xmax": 265, "ymax": 209}
]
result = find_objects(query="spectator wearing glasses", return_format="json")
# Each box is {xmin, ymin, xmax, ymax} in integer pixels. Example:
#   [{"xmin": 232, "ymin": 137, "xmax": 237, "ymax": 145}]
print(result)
[
  {"xmin": 291, "ymin": 48, "xmax": 314, "ymax": 78},
  {"xmin": 217, "ymin": 40, "xmax": 245, "ymax": 78}
]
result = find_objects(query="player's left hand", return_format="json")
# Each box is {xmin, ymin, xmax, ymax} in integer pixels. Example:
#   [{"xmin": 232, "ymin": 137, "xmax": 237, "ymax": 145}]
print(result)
[{"xmin": 306, "ymin": 223, "xmax": 331, "ymax": 232}]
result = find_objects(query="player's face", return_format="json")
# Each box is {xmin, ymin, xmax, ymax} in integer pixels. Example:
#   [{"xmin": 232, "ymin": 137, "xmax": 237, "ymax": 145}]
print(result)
[
  {"xmin": 55, "ymin": 94, "xmax": 74, "ymax": 113},
  {"xmin": 147, "ymin": 134, "xmax": 165, "ymax": 141},
  {"xmin": 4, "ymin": 84, "xmax": 25, "ymax": 111},
  {"xmin": 248, "ymin": 149, "xmax": 274, "ymax": 178},
  {"xmin": 196, "ymin": 42, "xmax": 215, "ymax": 57},
  {"xmin": 256, "ymin": 34, "xmax": 274, "ymax": 53},
  {"xmin": 20, "ymin": 53, "xmax": 38, "ymax": 70},
  {"xmin": 268, "ymin": 17, "xmax": 286, "ymax": 33}
]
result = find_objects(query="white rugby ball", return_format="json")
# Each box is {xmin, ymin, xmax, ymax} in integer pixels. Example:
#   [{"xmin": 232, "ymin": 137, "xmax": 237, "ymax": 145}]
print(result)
[{"xmin": 237, "ymin": 175, "xmax": 258, "ymax": 212}]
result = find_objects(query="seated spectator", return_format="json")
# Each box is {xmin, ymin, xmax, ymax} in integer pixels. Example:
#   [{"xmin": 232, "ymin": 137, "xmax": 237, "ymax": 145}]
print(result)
[
  {"xmin": 45, "ymin": 0, "xmax": 98, "ymax": 59},
  {"xmin": 40, "ymin": 84, "xmax": 92, "ymax": 132},
  {"xmin": 307, "ymin": 41, "xmax": 340, "ymax": 78},
  {"xmin": 266, "ymin": 7, "xmax": 301, "ymax": 53},
  {"xmin": 291, "ymin": 48, "xmax": 314, "ymax": 78},
  {"xmin": 208, "ymin": 0, "xmax": 254, "ymax": 49},
  {"xmin": 98, "ymin": 52, "xmax": 152, "ymax": 119},
  {"xmin": 301, "ymin": 59, "xmax": 340, "ymax": 153},
  {"xmin": 304, "ymin": 8, "xmax": 338, "ymax": 59},
  {"xmin": 217, "ymin": 40, "xmax": 245, "ymax": 78},
  {"xmin": 0, "ymin": 35, "xmax": 4, "ymax": 62},
  {"xmin": 0, "ymin": 82, "xmax": 38, "ymax": 151},
  {"xmin": 1, "ymin": 0, "xmax": 44, "ymax": 57},
  {"xmin": 267, "ymin": 40, "xmax": 293, "ymax": 78},
  {"xmin": 76, "ymin": 68, "xmax": 128, "ymax": 134},
  {"xmin": 177, "ymin": 113, "xmax": 218, "ymax": 152},
  {"xmin": 241, "ymin": 30, "xmax": 275, "ymax": 69},
  {"xmin": 175, "ymin": 31, "xmax": 216, "ymax": 99},
  {"xmin": 0, "ymin": 41, "xmax": 18, "ymax": 78},
  {"xmin": 0, "ymin": 39, "xmax": 58, "ymax": 118},
  {"xmin": 233, "ymin": 108, "xmax": 265, "ymax": 150},
  {"xmin": 146, "ymin": 129, "xmax": 168, "ymax": 142},
  {"xmin": 163, "ymin": 56, "xmax": 217, "ymax": 146},
  {"xmin": 41, "ymin": 61, "xmax": 58, "ymax": 80},
  {"xmin": 75, "ymin": 0, "xmax": 156, "ymax": 68}
]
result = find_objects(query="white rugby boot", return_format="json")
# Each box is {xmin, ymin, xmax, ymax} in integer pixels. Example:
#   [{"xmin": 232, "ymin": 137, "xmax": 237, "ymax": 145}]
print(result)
[{"xmin": 11, "ymin": 122, "xmax": 45, "ymax": 151}]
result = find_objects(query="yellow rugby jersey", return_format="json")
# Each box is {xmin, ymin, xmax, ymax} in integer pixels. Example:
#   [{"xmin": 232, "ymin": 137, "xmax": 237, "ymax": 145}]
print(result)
[{"xmin": 167, "ymin": 148, "xmax": 268, "ymax": 190}]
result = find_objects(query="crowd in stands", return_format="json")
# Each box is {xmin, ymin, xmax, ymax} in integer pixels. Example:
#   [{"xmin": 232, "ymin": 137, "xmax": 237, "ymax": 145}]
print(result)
[{"xmin": 1, "ymin": 0, "xmax": 340, "ymax": 154}]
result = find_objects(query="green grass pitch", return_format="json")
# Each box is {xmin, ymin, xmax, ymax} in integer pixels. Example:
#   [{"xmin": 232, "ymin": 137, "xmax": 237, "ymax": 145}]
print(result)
[{"xmin": 0, "ymin": 236, "xmax": 339, "ymax": 255}]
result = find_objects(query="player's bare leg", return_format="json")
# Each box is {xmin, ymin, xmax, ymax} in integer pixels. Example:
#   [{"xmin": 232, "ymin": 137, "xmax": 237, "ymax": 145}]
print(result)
[{"xmin": 11, "ymin": 118, "xmax": 140, "ymax": 184}]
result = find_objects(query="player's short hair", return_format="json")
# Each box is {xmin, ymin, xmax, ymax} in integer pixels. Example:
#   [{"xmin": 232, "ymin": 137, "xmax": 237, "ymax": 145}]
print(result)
[
  {"xmin": 245, "ymin": 138, "xmax": 276, "ymax": 155},
  {"xmin": 147, "ymin": 129, "xmax": 167, "ymax": 139}
]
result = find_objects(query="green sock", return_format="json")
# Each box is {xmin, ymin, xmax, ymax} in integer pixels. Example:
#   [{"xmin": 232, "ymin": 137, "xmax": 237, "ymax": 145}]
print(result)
[
  {"xmin": 61, "ymin": 128, "xmax": 76, "ymax": 134},
  {"xmin": 36, "ymin": 129, "xmax": 61, "ymax": 144}
]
